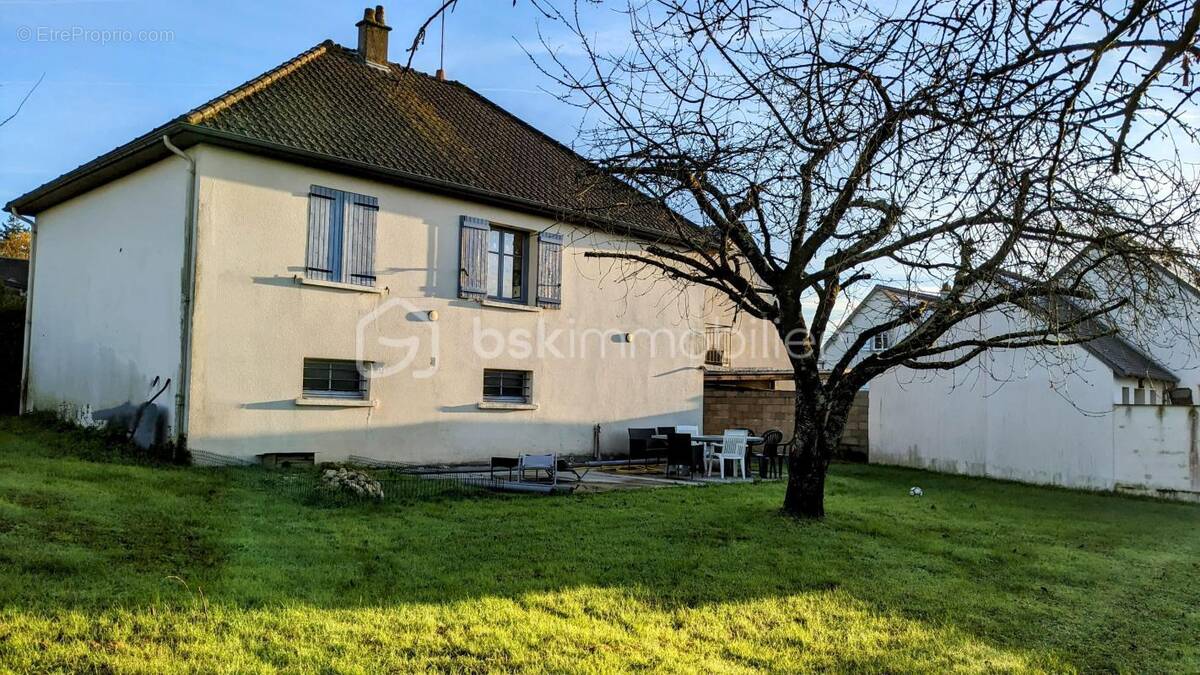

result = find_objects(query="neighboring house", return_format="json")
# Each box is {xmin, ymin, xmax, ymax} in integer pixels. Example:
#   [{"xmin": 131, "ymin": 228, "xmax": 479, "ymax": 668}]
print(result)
[
  {"xmin": 819, "ymin": 285, "xmax": 943, "ymax": 380},
  {"xmin": 0, "ymin": 257, "xmax": 28, "ymax": 295},
  {"xmin": 6, "ymin": 7, "xmax": 780, "ymax": 464},
  {"xmin": 825, "ymin": 262, "xmax": 1200, "ymax": 501}
]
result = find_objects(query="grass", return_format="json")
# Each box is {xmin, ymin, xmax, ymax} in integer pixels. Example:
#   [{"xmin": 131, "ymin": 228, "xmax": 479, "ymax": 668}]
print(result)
[{"xmin": 0, "ymin": 417, "xmax": 1198, "ymax": 672}]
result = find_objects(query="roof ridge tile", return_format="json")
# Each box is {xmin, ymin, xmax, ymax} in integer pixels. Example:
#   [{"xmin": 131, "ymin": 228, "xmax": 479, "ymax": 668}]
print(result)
[{"xmin": 185, "ymin": 41, "xmax": 332, "ymax": 125}]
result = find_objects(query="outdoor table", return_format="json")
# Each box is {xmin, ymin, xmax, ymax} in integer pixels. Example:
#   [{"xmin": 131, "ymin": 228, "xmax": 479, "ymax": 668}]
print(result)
[
  {"xmin": 652, "ymin": 434, "xmax": 764, "ymax": 475},
  {"xmin": 651, "ymin": 434, "xmax": 764, "ymax": 444}
]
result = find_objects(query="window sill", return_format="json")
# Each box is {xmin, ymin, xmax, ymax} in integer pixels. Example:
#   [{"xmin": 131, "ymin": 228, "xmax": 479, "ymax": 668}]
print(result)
[
  {"xmin": 294, "ymin": 276, "xmax": 385, "ymax": 294},
  {"xmin": 480, "ymin": 299, "xmax": 540, "ymax": 313},
  {"xmin": 477, "ymin": 401, "xmax": 538, "ymax": 411},
  {"xmin": 295, "ymin": 397, "xmax": 379, "ymax": 408}
]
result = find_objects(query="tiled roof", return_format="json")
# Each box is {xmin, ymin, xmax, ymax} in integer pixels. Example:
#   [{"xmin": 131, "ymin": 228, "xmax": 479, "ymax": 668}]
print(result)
[
  {"xmin": 1026, "ymin": 294, "xmax": 1177, "ymax": 382},
  {"xmin": 878, "ymin": 285, "xmax": 943, "ymax": 305},
  {"xmin": 7, "ymin": 41, "xmax": 686, "ymax": 238},
  {"xmin": 831, "ymin": 281, "xmax": 1176, "ymax": 382}
]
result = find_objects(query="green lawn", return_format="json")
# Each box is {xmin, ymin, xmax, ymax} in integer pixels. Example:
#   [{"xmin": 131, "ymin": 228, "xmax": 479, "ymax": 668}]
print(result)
[{"xmin": 0, "ymin": 418, "xmax": 1197, "ymax": 673}]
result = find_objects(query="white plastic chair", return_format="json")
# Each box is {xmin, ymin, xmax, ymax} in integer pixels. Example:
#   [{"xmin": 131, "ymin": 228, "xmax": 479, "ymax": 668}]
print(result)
[
  {"xmin": 518, "ymin": 453, "xmax": 557, "ymax": 485},
  {"xmin": 707, "ymin": 429, "xmax": 749, "ymax": 479}
]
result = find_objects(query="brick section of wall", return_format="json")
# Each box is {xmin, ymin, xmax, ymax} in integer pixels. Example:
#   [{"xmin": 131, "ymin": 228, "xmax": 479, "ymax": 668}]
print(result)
[{"xmin": 703, "ymin": 388, "xmax": 869, "ymax": 459}]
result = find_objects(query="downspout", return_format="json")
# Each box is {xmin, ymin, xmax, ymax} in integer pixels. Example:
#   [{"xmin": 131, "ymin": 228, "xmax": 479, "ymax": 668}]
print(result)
[
  {"xmin": 9, "ymin": 208, "xmax": 36, "ymax": 415},
  {"xmin": 163, "ymin": 136, "xmax": 198, "ymax": 451}
]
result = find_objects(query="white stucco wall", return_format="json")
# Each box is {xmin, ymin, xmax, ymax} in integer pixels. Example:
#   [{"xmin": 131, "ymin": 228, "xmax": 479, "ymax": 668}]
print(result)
[
  {"xmin": 25, "ymin": 157, "xmax": 187, "ymax": 431},
  {"xmin": 184, "ymin": 146, "xmax": 709, "ymax": 464},
  {"xmin": 702, "ymin": 288, "xmax": 791, "ymax": 372},
  {"xmin": 869, "ymin": 307, "xmax": 1119, "ymax": 490},
  {"xmin": 1112, "ymin": 405, "xmax": 1200, "ymax": 497}
]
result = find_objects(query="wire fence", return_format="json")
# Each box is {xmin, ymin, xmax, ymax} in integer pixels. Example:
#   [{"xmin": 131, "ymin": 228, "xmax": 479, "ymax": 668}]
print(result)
[
  {"xmin": 247, "ymin": 455, "xmax": 557, "ymax": 506},
  {"xmin": 259, "ymin": 470, "xmax": 511, "ymax": 506},
  {"xmin": 197, "ymin": 450, "xmax": 787, "ymax": 507}
]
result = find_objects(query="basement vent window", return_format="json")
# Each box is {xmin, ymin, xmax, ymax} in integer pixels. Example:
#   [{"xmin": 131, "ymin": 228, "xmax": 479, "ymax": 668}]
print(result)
[
  {"xmin": 483, "ymin": 369, "xmax": 532, "ymax": 404},
  {"xmin": 303, "ymin": 358, "xmax": 369, "ymax": 400},
  {"xmin": 259, "ymin": 452, "xmax": 315, "ymax": 469}
]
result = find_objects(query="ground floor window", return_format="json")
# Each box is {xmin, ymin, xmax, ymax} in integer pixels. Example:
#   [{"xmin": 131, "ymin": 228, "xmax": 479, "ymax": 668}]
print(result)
[
  {"xmin": 483, "ymin": 369, "xmax": 532, "ymax": 403},
  {"xmin": 303, "ymin": 358, "xmax": 368, "ymax": 399}
]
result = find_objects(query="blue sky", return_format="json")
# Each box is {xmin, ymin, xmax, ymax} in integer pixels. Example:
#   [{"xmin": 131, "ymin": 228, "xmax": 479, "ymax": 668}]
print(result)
[{"xmin": 0, "ymin": 0, "xmax": 609, "ymax": 205}]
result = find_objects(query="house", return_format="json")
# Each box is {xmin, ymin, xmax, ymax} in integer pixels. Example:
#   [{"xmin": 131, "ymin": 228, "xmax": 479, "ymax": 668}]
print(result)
[
  {"xmin": 824, "ymin": 258, "xmax": 1200, "ymax": 501},
  {"xmin": 819, "ymin": 284, "xmax": 943, "ymax": 379},
  {"xmin": 5, "ymin": 6, "xmax": 781, "ymax": 465}
]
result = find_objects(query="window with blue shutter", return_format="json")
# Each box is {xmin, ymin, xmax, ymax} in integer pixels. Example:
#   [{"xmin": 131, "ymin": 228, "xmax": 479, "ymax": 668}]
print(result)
[
  {"xmin": 537, "ymin": 231, "xmax": 563, "ymax": 308},
  {"xmin": 306, "ymin": 185, "xmax": 378, "ymax": 287}
]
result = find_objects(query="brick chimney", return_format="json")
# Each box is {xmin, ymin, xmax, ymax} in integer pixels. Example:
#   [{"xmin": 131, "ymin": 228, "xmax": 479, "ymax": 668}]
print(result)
[{"xmin": 356, "ymin": 5, "xmax": 391, "ymax": 67}]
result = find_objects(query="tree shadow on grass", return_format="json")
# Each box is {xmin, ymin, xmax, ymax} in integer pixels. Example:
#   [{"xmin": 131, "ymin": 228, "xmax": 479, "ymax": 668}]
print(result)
[{"xmin": 0, "ymin": 439, "xmax": 1198, "ymax": 671}]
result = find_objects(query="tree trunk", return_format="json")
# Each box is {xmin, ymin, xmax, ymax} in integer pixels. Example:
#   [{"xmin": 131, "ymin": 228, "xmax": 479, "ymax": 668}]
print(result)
[
  {"xmin": 781, "ymin": 386, "xmax": 852, "ymax": 519},
  {"xmin": 783, "ymin": 435, "xmax": 827, "ymax": 518}
]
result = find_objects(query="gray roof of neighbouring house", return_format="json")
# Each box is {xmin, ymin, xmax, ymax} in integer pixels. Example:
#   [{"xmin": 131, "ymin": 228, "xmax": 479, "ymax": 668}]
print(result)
[
  {"xmin": 0, "ymin": 257, "xmax": 28, "ymax": 292},
  {"xmin": 1023, "ymin": 293, "xmax": 1177, "ymax": 383},
  {"xmin": 827, "ymin": 281, "xmax": 1177, "ymax": 382}
]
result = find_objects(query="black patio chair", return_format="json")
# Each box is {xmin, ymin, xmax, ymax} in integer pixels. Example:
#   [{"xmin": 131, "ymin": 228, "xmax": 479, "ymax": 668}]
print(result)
[
  {"xmin": 490, "ymin": 456, "xmax": 519, "ymax": 480},
  {"xmin": 758, "ymin": 429, "xmax": 786, "ymax": 479},
  {"xmin": 664, "ymin": 432, "xmax": 695, "ymax": 479},
  {"xmin": 628, "ymin": 428, "xmax": 657, "ymax": 465}
]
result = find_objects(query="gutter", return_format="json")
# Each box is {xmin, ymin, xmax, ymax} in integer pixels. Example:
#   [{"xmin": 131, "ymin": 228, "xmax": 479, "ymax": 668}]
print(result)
[
  {"xmin": 162, "ymin": 135, "xmax": 198, "ymax": 450},
  {"xmin": 8, "ymin": 208, "xmax": 36, "ymax": 414}
]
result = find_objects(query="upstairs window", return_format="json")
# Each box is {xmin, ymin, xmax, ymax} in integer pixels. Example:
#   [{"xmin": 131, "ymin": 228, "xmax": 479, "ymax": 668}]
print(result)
[
  {"xmin": 303, "ymin": 358, "xmax": 369, "ymax": 400},
  {"xmin": 483, "ymin": 369, "xmax": 532, "ymax": 404},
  {"xmin": 306, "ymin": 186, "xmax": 378, "ymax": 287},
  {"xmin": 872, "ymin": 331, "xmax": 892, "ymax": 351},
  {"xmin": 487, "ymin": 227, "xmax": 527, "ymax": 302},
  {"xmin": 459, "ymin": 217, "xmax": 561, "ymax": 309}
]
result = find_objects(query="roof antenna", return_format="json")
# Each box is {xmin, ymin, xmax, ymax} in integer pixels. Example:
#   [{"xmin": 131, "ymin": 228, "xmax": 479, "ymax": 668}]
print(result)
[{"xmin": 435, "ymin": 9, "xmax": 446, "ymax": 80}]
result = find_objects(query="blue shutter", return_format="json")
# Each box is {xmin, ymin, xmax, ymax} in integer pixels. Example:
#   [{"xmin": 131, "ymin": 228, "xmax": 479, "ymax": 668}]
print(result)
[
  {"xmin": 537, "ymin": 231, "xmax": 563, "ymax": 308},
  {"xmin": 307, "ymin": 186, "xmax": 377, "ymax": 286},
  {"xmin": 459, "ymin": 216, "xmax": 489, "ymax": 299},
  {"xmin": 306, "ymin": 186, "xmax": 340, "ymax": 282},
  {"xmin": 343, "ymin": 193, "xmax": 379, "ymax": 286}
]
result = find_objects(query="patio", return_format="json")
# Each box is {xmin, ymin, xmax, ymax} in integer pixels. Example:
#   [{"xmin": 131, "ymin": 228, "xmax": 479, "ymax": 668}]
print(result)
[
  {"xmin": 392, "ymin": 427, "xmax": 788, "ymax": 495},
  {"xmin": 426, "ymin": 461, "xmax": 763, "ymax": 494}
]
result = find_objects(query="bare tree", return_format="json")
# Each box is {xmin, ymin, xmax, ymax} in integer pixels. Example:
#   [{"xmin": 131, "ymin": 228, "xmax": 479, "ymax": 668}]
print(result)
[
  {"xmin": 530, "ymin": 0, "xmax": 1200, "ymax": 517},
  {"xmin": 0, "ymin": 73, "xmax": 44, "ymax": 129}
]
